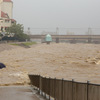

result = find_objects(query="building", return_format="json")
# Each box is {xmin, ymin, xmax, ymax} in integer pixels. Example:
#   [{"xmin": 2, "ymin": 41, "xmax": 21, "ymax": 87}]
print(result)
[{"xmin": 0, "ymin": 0, "xmax": 16, "ymax": 32}]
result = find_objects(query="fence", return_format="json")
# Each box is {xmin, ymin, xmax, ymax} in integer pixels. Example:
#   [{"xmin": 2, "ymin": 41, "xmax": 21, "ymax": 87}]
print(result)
[{"xmin": 28, "ymin": 74, "xmax": 100, "ymax": 100}]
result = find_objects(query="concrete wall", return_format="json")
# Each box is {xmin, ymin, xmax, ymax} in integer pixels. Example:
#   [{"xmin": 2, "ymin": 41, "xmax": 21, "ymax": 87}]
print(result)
[
  {"xmin": 0, "ymin": 0, "xmax": 2, "ymax": 31},
  {"xmin": 1, "ymin": 1, "xmax": 13, "ymax": 19}
]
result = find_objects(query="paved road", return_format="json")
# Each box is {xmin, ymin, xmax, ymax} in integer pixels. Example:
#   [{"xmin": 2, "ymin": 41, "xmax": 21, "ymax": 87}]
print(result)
[{"xmin": 0, "ymin": 86, "xmax": 40, "ymax": 100}]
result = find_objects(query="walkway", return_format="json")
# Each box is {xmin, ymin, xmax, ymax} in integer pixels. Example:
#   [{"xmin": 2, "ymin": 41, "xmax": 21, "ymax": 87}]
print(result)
[{"xmin": 0, "ymin": 86, "xmax": 43, "ymax": 100}]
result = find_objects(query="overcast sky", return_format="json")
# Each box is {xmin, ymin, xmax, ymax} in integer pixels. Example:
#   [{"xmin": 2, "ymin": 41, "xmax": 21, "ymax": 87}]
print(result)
[{"xmin": 12, "ymin": 0, "xmax": 100, "ymax": 34}]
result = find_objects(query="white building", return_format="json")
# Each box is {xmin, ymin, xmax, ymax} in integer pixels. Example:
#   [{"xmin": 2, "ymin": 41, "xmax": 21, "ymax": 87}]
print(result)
[{"xmin": 0, "ymin": 0, "xmax": 16, "ymax": 32}]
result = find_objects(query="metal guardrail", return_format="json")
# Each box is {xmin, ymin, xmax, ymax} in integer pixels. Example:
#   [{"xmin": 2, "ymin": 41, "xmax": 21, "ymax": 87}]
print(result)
[{"xmin": 28, "ymin": 74, "xmax": 100, "ymax": 100}]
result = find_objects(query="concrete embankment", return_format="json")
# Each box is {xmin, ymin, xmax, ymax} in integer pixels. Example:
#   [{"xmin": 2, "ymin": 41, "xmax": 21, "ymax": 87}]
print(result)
[{"xmin": 0, "ymin": 86, "xmax": 42, "ymax": 100}]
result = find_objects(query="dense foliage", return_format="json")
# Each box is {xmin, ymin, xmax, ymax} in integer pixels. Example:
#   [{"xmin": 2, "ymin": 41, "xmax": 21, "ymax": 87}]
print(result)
[{"xmin": 3, "ymin": 23, "xmax": 30, "ymax": 41}]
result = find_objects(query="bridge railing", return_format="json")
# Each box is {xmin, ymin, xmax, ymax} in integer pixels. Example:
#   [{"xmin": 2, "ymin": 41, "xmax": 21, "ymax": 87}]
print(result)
[{"xmin": 28, "ymin": 74, "xmax": 100, "ymax": 100}]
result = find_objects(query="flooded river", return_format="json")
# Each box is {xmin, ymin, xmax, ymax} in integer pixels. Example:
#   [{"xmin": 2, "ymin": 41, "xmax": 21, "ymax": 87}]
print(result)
[{"xmin": 0, "ymin": 43, "xmax": 100, "ymax": 85}]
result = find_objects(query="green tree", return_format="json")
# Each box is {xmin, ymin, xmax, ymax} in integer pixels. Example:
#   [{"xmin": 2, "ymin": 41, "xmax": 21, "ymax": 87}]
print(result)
[{"xmin": 6, "ymin": 23, "xmax": 30, "ymax": 41}]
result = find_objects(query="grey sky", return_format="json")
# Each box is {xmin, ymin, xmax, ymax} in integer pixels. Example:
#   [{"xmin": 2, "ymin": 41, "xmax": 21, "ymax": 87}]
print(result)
[{"xmin": 13, "ymin": 0, "xmax": 100, "ymax": 34}]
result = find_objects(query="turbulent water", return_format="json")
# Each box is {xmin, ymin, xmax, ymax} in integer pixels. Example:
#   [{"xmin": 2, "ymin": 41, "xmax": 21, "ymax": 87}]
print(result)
[{"xmin": 0, "ymin": 43, "xmax": 100, "ymax": 85}]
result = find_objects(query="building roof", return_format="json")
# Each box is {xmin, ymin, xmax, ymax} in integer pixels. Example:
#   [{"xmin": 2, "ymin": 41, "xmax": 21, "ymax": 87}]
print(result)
[
  {"xmin": 11, "ymin": 19, "xmax": 16, "ymax": 22},
  {"xmin": 1, "ymin": 11, "xmax": 8, "ymax": 18},
  {"xmin": 3, "ymin": 0, "xmax": 12, "ymax": 2},
  {"xmin": 1, "ymin": 11, "xmax": 16, "ymax": 23}
]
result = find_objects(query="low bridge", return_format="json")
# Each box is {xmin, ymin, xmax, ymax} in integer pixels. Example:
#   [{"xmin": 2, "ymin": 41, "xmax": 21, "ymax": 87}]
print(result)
[{"xmin": 29, "ymin": 35, "xmax": 100, "ymax": 43}]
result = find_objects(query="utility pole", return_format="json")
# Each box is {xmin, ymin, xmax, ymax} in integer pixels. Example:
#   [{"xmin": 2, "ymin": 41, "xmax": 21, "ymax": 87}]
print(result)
[
  {"xmin": 27, "ymin": 27, "xmax": 31, "ymax": 35},
  {"xmin": 88, "ymin": 27, "xmax": 92, "ymax": 43},
  {"xmin": 56, "ymin": 27, "xmax": 59, "ymax": 43},
  {"xmin": 56, "ymin": 27, "xmax": 59, "ymax": 35},
  {"xmin": 88, "ymin": 27, "xmax": 91, "ymax": 35}
]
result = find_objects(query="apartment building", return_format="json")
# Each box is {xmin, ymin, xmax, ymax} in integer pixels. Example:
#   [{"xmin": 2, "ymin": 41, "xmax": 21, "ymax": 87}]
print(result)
[{"xmin": 0, "ymin": 0, "xmax": 16, "ymax": 32}]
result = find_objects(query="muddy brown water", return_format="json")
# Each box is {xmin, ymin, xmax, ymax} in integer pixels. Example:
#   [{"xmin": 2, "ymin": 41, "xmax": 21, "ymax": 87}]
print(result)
[
  {"xmin": 1, "ymin": 43, "xmax": 100, "ymax": 85},
  {"xmin": 0, "ymin": 86, "xmax": 40, "ymax": 100}
]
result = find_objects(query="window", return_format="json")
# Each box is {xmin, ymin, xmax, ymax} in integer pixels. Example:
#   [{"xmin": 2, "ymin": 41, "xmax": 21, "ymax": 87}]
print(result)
[
  {"xmin": 1, "ymin": 27, "xmax": 3, "ymax": 31},
  {"xmin": 5, "ymin": 27, "xmax": 8, "ymax": 30},
  {"xmin": 5, "ymin": 20, "xmax": 9, "ymax": 23}
]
